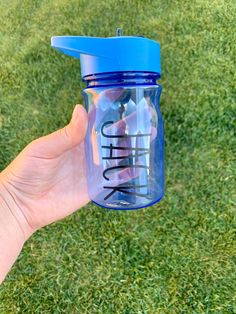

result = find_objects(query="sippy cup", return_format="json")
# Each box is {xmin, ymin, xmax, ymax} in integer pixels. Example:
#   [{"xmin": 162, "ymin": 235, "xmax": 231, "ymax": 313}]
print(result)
[{"xmin": 51, "ymin": 29, "xmax": 164, "ymax": 210}]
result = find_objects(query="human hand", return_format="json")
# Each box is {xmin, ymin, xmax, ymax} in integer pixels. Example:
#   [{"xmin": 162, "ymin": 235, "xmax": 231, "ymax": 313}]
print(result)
[{"xmin": 0, "ymin": 104, "xmax": 89, "ymax": 239}]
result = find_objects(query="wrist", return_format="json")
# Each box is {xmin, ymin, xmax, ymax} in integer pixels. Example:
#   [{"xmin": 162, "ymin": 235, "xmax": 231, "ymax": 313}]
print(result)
[
  {"xmin": 0, "ymin": 172, "xmax": 35, "ymax": 283},
  {"xmin": 0, "ymin": 173, "xmax": 33, "ymax": 242},
  {"xmin": 0, "ymin": 178, "xmax": 26, "ymax": 283}
]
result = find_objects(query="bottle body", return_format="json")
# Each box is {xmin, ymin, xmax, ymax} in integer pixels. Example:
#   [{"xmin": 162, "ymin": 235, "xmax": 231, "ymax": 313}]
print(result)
[{"xmin": 83, "ymin": 72, "xmax": 164, "ymax": 210}]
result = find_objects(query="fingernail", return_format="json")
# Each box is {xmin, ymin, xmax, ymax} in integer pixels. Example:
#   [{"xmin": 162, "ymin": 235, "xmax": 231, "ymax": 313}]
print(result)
[{"xmin": 71, "ymin": 104, "xmax": 80, "ymax": 122}]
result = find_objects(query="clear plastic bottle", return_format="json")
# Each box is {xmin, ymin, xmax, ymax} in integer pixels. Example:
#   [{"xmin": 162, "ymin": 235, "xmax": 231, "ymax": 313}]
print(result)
[
  {"xmin": 51, "ymin": 29, "xmax": 164, "ymax": 209},
  {"xmin": 83, "ymin": 72, "xmax": 164, "ymax": 209}
]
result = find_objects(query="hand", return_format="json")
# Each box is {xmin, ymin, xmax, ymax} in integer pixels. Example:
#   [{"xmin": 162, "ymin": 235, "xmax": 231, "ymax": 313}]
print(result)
[{"xmin": 0, "ymin": 104, "xmax": 89, "ymax": 239}]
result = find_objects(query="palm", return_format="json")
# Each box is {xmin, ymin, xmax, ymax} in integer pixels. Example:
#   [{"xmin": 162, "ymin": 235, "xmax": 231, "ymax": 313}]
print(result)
[
  {"xmin": 1, "ymin": 105, "xmax": 90, "ymax": 231},
  {"xmin": 3, "ymin": 141, "xmax": 89, "ymax": 230}
]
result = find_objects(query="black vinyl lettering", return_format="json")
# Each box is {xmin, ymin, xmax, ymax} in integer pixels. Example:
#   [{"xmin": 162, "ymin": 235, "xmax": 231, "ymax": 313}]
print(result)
[
  {"xmin": 101, "ymin": 121, "xmax": 152, "ymax": 138},
  {"xmin": 102, "ymin": 164, "xmax": 149, "ymax": 181},
  {"xmin": 103, "ymin": 184, "xmax": 151, "ymax": 200},
  {"xmin": 102, "ymin": 143, "xmax": 150, "ymax": 160},
  {"xmin": 100, "ymin": 121, "xmax": 151, "ymax": 201}
]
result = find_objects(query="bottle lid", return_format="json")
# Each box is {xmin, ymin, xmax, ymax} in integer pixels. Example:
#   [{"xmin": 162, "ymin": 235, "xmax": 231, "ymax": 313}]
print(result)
[{"xmin": 51, "ymin": 29, "xmax": 161, "ymax": 79}]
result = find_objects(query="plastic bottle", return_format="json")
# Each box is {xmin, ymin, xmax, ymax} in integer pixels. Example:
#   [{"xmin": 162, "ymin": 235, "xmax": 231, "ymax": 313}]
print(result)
[{"xmin": 51, "ymin": 29, "xmax": 164, "ymax": 210}]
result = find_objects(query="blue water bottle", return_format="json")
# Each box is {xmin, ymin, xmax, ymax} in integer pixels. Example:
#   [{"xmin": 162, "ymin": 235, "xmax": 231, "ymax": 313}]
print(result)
[{"xmin": 51, "ymin": 29, "xmax": 164, "ymax": 210}]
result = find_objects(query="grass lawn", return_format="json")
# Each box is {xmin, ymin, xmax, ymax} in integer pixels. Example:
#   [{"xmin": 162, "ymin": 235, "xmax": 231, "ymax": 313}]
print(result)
[{"xmin": 0, "ymin": 0, "xmax": 235, "ymax": 312}]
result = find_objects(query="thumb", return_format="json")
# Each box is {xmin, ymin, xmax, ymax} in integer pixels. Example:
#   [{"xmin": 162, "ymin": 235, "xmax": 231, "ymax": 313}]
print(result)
[{"xmin": 26, "ymin": 105, "xmax": 88, "ymax": 158}]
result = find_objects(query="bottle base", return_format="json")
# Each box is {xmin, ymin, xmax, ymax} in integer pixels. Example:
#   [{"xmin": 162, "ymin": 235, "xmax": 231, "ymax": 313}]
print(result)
[{"xmin": 91, "ymin": 193, "xmax": 164, "ymax": 210}]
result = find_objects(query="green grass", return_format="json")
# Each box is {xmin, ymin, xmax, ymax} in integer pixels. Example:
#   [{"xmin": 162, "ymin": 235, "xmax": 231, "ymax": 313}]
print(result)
[{"xmin": 0, "ymin": 0, "xmax": 236, "ymax": 312}]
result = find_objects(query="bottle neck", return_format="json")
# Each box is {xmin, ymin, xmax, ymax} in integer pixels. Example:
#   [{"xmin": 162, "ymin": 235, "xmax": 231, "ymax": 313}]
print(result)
[{"xmin": 83, "ymin": 71, "xmax": 160, "ymax": 87}]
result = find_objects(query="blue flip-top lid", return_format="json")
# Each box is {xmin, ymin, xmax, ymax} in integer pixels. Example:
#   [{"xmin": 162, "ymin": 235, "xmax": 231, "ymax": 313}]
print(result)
[{"xmin": 51, "ymin": 29, "xmax": 161, "ymax": 78}]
